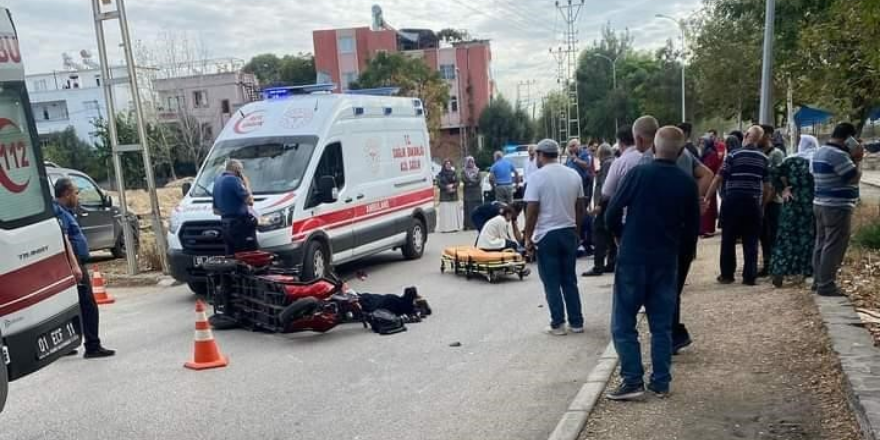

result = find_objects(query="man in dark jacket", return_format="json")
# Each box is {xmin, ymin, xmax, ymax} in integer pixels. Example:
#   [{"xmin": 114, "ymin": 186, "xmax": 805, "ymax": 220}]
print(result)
[
  {"xmin": 54, "ymin": 178, "xmax": 116, "ymax": 359},
  {"xmin": 604, "ymin": 126, "xmax": 700, "ymax": 400},
  {"xmin": 213, "ymin": 159, "xmax": 257, "ymax": 255}
]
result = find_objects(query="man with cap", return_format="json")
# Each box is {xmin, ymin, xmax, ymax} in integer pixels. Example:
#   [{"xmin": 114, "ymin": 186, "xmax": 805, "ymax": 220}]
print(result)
[
  {"xmin": 213, "ymin": 159, "xmax": 257, "ymax": 255},
  {"xmin": 524, "ymin": 139, "xmax": 585, "ymax": 336}
]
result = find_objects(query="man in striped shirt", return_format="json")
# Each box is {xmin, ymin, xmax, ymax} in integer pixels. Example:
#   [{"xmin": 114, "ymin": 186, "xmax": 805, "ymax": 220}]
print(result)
[
  {"xmin": 705, "ymin": 125, "xmax": 772, "ymax": 285},
  {"xmin": 812, "ymin": 123, "xmax": 864, "ymax": 297}
]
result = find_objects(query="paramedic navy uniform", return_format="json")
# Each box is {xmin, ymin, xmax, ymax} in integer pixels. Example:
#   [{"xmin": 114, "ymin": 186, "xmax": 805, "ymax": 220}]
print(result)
[
  {"xmin": 213, "ymin": 172, "xmax": 258, "ymax": 255},
  {"xmin": 54, "ymin": 201, "xmax": 102, "ymax": 352}
]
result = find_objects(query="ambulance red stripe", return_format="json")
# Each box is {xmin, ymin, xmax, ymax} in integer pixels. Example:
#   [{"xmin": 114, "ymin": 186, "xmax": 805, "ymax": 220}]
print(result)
[{"xmin": 0, "ymin": 252, "xmax": 76, "ymax": 315}]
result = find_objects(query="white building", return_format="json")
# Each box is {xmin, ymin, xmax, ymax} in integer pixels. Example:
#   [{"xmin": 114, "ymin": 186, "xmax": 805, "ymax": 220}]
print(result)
[{"xmin": 26, "ymin": 66, "xmax": 135, "ymax": 145}]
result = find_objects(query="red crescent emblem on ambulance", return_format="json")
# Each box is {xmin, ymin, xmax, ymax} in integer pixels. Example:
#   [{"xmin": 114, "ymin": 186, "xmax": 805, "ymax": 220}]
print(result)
[{"xmin": 0, "ymin": 118, "xmax": 32, "ymax": 193}]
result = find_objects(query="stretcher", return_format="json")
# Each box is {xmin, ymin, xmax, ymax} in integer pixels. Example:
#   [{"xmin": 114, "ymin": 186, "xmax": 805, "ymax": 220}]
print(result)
[{"xmin": 440, "ymin": 246, "xmax": 528, "ymax": 283}]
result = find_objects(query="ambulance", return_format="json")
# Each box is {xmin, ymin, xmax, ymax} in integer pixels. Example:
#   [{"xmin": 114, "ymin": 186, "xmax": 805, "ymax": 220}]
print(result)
[
  {"xmin": 1, "ymin": 7, "xmax": 83, "ymax": 412},
  {"xmin": 167, "ymin": 85, "xmax": 437, "ymax": 293}
]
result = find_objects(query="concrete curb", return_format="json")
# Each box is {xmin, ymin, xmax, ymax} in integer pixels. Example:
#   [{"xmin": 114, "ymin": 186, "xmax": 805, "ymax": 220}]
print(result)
[
  {"xmin": 814, "ymin": 294, "xmax": 880, "ymax": 440},
  {"xmin": 547, "ymin": 341, "xmax": 618, "ymax": 440}
]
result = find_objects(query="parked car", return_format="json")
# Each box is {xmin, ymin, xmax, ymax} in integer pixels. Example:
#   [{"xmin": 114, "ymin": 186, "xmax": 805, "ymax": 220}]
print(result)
[{"xmin": 46, "ymin": 165, "xmax": 140, "ymax": 258}]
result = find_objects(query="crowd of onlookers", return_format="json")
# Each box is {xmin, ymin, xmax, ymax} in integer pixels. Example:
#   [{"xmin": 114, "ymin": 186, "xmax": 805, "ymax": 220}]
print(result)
[{"xmin": 436, "ymin": 118, "xmax": 866, "ymax": 400}]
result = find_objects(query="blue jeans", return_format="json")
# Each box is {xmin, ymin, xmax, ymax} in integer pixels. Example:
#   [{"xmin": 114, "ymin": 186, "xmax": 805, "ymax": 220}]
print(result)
[
  {"xmin": 536, "ymin": 228, "xmax": 583, "ymax": 329},
  {"xmin": 611, "ymin": 263, "xmax": 677, "ymax": 389}
]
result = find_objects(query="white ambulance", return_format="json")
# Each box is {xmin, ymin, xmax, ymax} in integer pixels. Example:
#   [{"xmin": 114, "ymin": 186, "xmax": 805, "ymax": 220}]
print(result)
[
  {"xmin": 167, "ymin": 85, "xmax": 437, "ymax": 293},
  {"xmin": 1, "ymin": 7, "xmax": 83, "ymax": 412}
]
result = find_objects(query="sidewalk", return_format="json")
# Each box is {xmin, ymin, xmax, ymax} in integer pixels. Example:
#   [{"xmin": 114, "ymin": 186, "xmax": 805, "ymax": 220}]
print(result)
[{"xmin": 578, "ymin": 238, "xmax": 860, "ymax": 440}]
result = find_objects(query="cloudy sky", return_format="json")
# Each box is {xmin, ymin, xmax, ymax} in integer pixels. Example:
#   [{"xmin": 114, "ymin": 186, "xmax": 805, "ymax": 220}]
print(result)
[{"xmin": 12, "ymin": 0, "xmax": 702, "ymax": 100}]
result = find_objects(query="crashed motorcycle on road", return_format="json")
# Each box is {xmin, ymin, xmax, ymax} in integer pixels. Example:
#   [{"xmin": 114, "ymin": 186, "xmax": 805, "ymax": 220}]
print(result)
[{"xmin": 199, "ymin": 251, "xmax": 430, "ymax": 335}]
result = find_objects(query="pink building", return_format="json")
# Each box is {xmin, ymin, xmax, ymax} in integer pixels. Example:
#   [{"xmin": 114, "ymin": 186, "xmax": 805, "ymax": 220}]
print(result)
[{"xmin": 313, "ymin": 27, "xmax": 494, "ymax": 159}]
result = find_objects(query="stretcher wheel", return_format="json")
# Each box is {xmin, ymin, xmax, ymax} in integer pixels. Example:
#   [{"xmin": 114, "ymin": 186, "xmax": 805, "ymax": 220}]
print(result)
[
  {"xmin": 440, "ymin": 261, "xmax": 446, "ymax": 273},
  {"xmin": 518, "ymin": 271, "xmax": 525, "ymax": 280},
  {"xmin": 488, "ymin": 272, "xmax": 497, "ymax": 284}
]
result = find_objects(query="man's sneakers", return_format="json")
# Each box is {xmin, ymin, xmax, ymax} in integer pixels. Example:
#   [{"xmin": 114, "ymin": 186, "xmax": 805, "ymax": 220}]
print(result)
[
  {"xmin": 84, "ymin": 347, "xmax": 116, "ymax": 359},
  {"xmin": 647, "ymin": 383, "xmax": 670, "ymax": 399},
  {"xmin": 672, "ymin": 336, "xmax": 693, "ymax": 355},
  {"xmin": 606, "ymin": 382, "xmax": 645, "ymax": 401},
  {"xmin": 717, "ymin": 276, "xmax": 735, "ymax": 285},
  {"xmin": 606, "ymin": 382, "xmax": 670, "ymax": 401},
  {"xmin": 545, "ymin": 326, "xmax": 567, "ymax": 336},
  {"xmin": 582, "ymin": 267, "xmax": 605, "ymax": 277},
  {"xmin": 817, "ymin": 288, "xmax": 846, "ymax": 297},
  {"xmin": 569, "ymin": 326, "xmax": 585, "ymax": 334}
]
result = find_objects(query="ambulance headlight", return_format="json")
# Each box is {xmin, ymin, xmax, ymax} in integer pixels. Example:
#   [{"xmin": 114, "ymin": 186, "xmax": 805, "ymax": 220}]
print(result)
[
  {"xmin": 169, "ymin": 211, "xmax": 182, "ymax": 234},
  {"xmin": 257, "ymin": 209, "xmax": 290, "ymax": 232}
]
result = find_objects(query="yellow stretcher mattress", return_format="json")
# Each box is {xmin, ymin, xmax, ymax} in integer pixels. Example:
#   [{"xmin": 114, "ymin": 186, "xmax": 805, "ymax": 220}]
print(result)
[{"xmin": 440, "ymin": 246, "xmax": 527, "ymax": 283}]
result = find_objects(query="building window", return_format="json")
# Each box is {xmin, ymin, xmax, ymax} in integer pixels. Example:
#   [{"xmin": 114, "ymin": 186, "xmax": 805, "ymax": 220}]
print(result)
[
  {"xmin": 338, "ymin": 36, "xmax": 355, "ymax": 54},
  {"xmin": 201, "ymin": 123, "xmax": 214, "ymax": 143},
  {"xmin": 95, "ymin": 75, "xmax": 101, "ymax": 86},
  {"xmin": 168, "ymin": 95, "xmax": 185, "ymax": 110},
  {"xmin": 32, "ymin": 79, "xmax": 48, "ymax": 92},
  {"xmin": 341, "ymin": 72, "xmax": 357, "ymax": 90},
  {"xmin": 193, "ymin": 90, "xmax": 209, "ymax": 108},
  {"xmin": 221, "ymin": 99, "xmax": 231, "ymax": 114},
  {"xmin": 439, "ymin": 64, "xmax": 456, "ymax": 80},
  {"xmin": 450, "ymin": 96, "xmax": 459, "ymax": 113}
]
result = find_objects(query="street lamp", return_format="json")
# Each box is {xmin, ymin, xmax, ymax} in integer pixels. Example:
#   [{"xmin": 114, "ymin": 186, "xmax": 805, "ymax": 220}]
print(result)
[
  {"xmin": 759, "ymin": 0, "xmax": 776, "ymax": 125},
  {"xmin": 590, "ymin": 53, "xmax": 619, "ymax": 133},
  {"xmin": 656, "ymin": 14, "xmax": 687, "ymax": 122}
]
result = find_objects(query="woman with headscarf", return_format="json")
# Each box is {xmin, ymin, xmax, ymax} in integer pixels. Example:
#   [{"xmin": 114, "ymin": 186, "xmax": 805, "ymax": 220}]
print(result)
[
  {"xmin": 437, "ymin": 159, "xmax": 461, "ymax": 233},
  {"xmin": 700, "ymin": 138, "xmax": 723, "ymax": 237},
  {"xmin": 769, "ymin": 134, "xmax": 819, "ymax": 288},
  {"xmin": 461, "ymin": 156, "xmax": 483, "ymax": 230}
]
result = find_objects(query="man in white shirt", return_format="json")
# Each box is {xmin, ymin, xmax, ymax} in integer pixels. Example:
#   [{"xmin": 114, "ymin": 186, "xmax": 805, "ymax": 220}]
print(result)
[
  {"xmin": 477, "ymin": 204, "xmax": 523, "ymax": 251},
  {"xmin": 523, "ymin": 145, "xmax": 539, "ymax": 190},
  {"xmin": 524, "ymin": 139, "xmax": 586, "ymax": 336}
]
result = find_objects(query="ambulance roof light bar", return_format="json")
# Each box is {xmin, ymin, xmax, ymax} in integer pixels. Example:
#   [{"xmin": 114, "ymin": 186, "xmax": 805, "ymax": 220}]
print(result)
[{"xmin": 260, "ymin": 83, "xmax": 337, "ymax": 100}]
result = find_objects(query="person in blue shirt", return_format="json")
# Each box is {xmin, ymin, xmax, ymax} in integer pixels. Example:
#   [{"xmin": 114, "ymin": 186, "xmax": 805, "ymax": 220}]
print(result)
[
  {"xmin": 54, "ymin": 178, "xmax": 115, "ymax": 359},
  {"xmin": 566, "ymin": 139, "xmax": 595, "ymax": 255},
  {"xmin": 213, "ymin": 159, "xmax": 257, "ymax": 255},
  {"xmin": 489, "ymin": 151, "xmax": 518, "ymax": 205},
  {"xmin": 604, "ymin": 126, "xmax": 700, "ymax": 400}
]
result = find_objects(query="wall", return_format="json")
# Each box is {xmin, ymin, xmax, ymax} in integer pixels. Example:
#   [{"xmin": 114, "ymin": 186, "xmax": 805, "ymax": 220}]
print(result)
[{"xmin": 153, "ymin": 71, "xmax": 254, "ymax": 141}]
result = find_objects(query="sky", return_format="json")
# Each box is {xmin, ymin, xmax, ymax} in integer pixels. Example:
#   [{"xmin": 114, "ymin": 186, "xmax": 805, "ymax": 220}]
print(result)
[{"xmin": 11, "ymin": 0, "xmax": 703, "ymax": 102}]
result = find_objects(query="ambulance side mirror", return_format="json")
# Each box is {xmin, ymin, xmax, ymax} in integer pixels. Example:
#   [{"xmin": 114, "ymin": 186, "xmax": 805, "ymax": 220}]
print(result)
[
  {"xmin": 318, "ymin": 175, "xmax": 338, "ymax": 204},
  {"xmin": 182, "ymin": 182, "xmax": 192, "ymax": 197}
]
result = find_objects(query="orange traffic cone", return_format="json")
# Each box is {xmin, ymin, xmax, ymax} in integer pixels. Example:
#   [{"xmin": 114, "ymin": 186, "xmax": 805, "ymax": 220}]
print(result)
[
  {"xmin": 91, "ymin": 270, "xmax": 116, "ymax": 305},
  {"xmin": 184, "ymin": 300, "xmax": 228, "ymax": 370}
]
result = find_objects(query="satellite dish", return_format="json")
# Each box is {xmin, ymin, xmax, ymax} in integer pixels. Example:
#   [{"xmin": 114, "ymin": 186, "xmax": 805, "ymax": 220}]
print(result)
[{"xmin": 371, "ymin": 5, "xmax": 385, "ymax": 31}]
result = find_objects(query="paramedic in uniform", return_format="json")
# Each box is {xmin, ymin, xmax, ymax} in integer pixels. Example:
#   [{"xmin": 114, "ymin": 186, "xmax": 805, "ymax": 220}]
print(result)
[
  {"xmin": 213, "ymin": 159, "xmax": 257, "ymax": 255},
  {"xmin": 54, "ymin": 178, "xmax": 115, "ymax": 359}
]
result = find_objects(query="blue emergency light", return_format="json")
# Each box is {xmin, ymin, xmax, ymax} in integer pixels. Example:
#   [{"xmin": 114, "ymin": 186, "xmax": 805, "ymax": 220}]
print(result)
[{"xmin": 260, "ymin": 83, "xmax": 337, "ymax": 100}]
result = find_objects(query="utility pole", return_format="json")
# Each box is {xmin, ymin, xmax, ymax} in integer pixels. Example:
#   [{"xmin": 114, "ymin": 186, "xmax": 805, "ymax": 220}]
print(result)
[
  {"xmin": 557, "ymin": 0, "xmax": 584, "ymax": 142},
  {"xmin": 456, "ymin": 67, "xmax": 465, "ymax": 159},
  {"xmin": 591, "ymin": 54, "xmax": 619, "ymax": 133},
  {"xmin": 92, "ymin": 0, "xmax": 169, "ymax": 274},
  {"xmin": 516, "ymin": 80, "xmax": 536, "ymax": 110},
  {"xmin": 550, "ymin": 47, "xmax": 567, "ymax": 143},
  {"xmin": 759, "ymin": 0, "xmax": 776, "ymax": 125}
]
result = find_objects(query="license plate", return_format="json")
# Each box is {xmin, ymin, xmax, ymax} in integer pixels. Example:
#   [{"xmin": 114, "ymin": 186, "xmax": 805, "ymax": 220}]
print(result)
[
  {"xmin": 194, "ymin": 256, "xmax": 211, "ymax": 267},
  {"xmin": 36, "ymin": 320, "xmax": 79, "ymax": 360}
]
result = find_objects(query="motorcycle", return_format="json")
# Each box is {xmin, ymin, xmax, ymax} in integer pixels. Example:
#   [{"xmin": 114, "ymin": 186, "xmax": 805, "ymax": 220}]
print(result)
[{"xmin": 201, "ymin": 251, "xmax": 364, "ymax": 333}]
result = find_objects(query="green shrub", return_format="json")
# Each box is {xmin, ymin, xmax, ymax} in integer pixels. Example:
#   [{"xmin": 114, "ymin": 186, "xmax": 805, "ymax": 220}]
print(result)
[{"xmin": 854, "ymin": 221, "xmax": 880, "ymax": 250}]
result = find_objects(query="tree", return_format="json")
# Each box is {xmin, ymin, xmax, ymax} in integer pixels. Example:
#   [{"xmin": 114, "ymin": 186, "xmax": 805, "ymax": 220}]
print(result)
[
  {"xmin": 92, "ymin": 113, "xmax": 146, "ymax": 189},
  {"xmin": 437, "ymin": 28, "xmax": 467, "ymax": 43},
  {"xmin": 476, "ymin": 96, "xmax": 535, "ymax": 166},
  {"xmin": 350, "ymin": 52, "xmax": 450, "ymax": 142},
  {"xmin": 243, "ymin": 53, "xmax": 316, "ymax": 86},
  {"xmin": 42, "ymin": 127, "xmax": 98, "ymax": 173},
  {"xmin": 796, "ymin": 0, "xmax": 880, "ymax": 133}
]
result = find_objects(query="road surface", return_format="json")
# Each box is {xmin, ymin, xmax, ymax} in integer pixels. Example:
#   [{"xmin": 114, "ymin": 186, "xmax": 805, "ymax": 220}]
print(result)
[{"xmin": 2, "ymin": 231, "xmax": 612, "ymax": 440}]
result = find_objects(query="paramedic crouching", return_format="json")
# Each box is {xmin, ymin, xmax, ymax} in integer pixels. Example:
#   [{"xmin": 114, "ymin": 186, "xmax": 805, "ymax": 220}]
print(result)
[{"xmin": 213, "ymin": 159, "xmax": 258, "ymax": 255}]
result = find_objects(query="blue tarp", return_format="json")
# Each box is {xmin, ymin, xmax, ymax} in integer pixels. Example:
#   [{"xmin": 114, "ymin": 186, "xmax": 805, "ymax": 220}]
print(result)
[
  {"xmin": 794, "ymin": 106, "xmax": 833, "ymax": 128},
  {"xmin": 869, "ymin": 107, "xmax": 880, "ymax": 121}
]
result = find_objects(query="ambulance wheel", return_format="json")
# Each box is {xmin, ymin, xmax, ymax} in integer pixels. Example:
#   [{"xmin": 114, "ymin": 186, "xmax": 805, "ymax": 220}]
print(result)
[
  {"xmin": 188, "ymin": 282, "xmax": 209, "ymax": 296},
  {"xmin": 402, "ymin": 218, "xmax": 426, "ymax": 260},
  {"xmin": 302, "ymin": 240, "xmax": 329, "ymax": 281}
]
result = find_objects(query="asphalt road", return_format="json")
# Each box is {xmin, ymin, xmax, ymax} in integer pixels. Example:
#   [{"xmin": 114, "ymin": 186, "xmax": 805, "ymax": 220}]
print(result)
[{"xmin": 2, "ymin": 231, "xmax": 613, "ymax": 440}]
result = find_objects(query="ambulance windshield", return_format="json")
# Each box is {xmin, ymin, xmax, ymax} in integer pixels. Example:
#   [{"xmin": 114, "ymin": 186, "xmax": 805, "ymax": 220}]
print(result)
[{"xmin": 191, "ymin": 136, "xmax": 317, "ymax": 196}]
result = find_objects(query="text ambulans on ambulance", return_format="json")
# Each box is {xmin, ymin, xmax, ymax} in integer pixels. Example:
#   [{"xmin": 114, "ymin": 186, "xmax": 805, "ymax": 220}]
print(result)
[
  {"xmin": 167, "ymin": 86, "xmax": 437, "ymax": 291},
  {"xmin": 0, "ymin": 7, "xmax": 83, "ymax": 412}
]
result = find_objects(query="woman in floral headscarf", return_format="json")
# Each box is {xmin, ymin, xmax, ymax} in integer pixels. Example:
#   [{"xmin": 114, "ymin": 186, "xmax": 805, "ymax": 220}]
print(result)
[
  {"xmin": 437, "ymin": 159, "xmax": 461, "ymax": 233},
  {"xmin": 769, "ymin": 135, "xmax": 819, "ymax": 287},
  {"xmin": 461, "ymin": 156, "xmax": 483, "ymax": 230}
]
